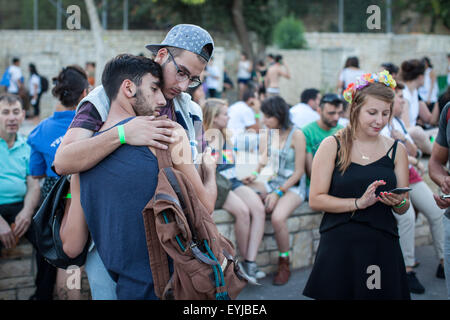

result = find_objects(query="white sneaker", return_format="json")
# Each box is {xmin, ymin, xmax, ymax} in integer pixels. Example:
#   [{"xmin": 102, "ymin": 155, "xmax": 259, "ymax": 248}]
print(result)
[{"xmin": 246, "ymin": 261, "xmax": 266, "ymax": 279}]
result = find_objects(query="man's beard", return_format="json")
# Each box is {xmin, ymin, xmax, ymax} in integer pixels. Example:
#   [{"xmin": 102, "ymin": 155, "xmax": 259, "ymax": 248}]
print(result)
[
  {"xmin": 132, "ymin": 88, "xmax": 153, "ymax": 116},
  {"xmin": 322, "ymin": 118, "xmax": 337, "ymax": 129}
]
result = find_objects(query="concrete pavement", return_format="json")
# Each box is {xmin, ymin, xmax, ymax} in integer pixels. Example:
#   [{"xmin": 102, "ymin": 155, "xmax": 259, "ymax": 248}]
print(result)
[{"xmin": 238, "ymin": 244, "xmax": 448, "ymax": 300}]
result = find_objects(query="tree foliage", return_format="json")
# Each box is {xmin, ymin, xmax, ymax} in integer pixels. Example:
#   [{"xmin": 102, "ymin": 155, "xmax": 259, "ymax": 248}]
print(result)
[
  {"xmin": 273, "ymin": 16, "xmax": 307, "ymax": 49},
  {"xmin": 0, "ymin": 0, "xmax": 448, "ymax": 36}
]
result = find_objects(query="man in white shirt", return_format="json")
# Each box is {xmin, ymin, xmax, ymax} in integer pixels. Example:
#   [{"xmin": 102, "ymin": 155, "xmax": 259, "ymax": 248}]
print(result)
[
  {"xmin": 7, "ymin": 58, "xmax": 23, "ymax": 95},
  {"xmin": 205, "ymin": 58, "xmax": 221, "ymax": 98},
  {"xmin": 290, "ymin": 88, "xmax": 321, "ymax": 129},
  {"xmin": 227, "ymin": 88, "xmax": 260, "ymax": 150}
]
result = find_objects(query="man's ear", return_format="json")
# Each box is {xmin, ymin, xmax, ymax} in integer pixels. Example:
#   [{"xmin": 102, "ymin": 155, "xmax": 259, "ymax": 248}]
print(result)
[
  {"xmin": 121, "ymin": 79, "xmax": 136, "ymax": 99},
  {"xmin": 154, "ymin": 48, "xmax": 169, "ymax": 65}
]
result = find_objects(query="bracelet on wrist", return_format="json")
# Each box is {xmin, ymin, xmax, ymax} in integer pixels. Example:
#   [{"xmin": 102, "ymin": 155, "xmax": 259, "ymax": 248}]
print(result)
[
  {"xmin": 251, "ymin": 171, "xmax": 259, "ymax": 177},
  {"xmin": 393, "ymin": 198, "xmax": 407, "ymax": 209},
  {"xmin": 355, "ymin": 198, "xmax": 360, "ymax": 210},
  {"xmin": 117, "ymin": 125, "xmax": 126, "ymax": 145},
  {"xmin": 254, "ymin": 113, "xmax": 261, "ymax": 119},
  {"xmin": 274, "ymin": 188, "xmax": 284, "ymax": 197}
]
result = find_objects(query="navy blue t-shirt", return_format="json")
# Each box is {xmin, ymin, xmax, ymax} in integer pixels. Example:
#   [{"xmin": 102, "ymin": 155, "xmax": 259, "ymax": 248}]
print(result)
[{"xmin": 80, "ymin": 117, "xmax": 162, "ymax": 299}]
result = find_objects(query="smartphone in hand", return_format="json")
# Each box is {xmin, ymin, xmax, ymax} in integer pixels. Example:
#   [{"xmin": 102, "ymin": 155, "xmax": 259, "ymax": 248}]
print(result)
[{"xmin": 387, "ymin": 187, "xmax": 412, "ymax": 194}]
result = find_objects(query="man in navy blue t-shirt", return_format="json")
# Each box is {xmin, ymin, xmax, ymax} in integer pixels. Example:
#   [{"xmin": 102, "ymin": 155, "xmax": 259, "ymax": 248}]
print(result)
[{"xmin": 80, "ymin": 55, "xmax": 167, "ymax": 299}]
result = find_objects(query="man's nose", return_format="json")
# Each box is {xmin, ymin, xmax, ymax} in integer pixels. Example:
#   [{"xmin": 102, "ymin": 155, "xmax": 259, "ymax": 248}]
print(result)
[
  {"xmin": 157, "ymin": 92, "xmax": 167, "ymax": 106},
  {"xmin": 177, "ymin": 79, "xmax": 190, "ymax": 92}
]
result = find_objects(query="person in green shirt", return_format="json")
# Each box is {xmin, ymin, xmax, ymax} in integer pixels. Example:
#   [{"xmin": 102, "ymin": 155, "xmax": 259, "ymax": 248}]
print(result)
[{"xmin": 302, "ymin": 93, "xmax": 344, "ymax": 196}]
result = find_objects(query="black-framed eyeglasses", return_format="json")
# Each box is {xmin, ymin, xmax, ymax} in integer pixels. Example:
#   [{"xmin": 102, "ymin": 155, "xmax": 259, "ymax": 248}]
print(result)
[{"xmin": 167, "ymin": 50, "xmax": 202, "ymax": 88}]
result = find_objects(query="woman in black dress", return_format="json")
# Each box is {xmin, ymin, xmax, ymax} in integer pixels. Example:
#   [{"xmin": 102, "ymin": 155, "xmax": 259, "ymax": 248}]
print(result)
[{"xmin": 303, "ymin": 71, "xmax": 411, "ymax": 300}]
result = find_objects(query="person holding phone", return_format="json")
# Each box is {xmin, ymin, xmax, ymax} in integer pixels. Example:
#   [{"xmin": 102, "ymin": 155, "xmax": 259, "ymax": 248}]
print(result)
[
  {"xmin": 381, "ymin": 82, "xmax": 445, "ymax": 294},
  {"xmin": 428, "ymin": 100, "xmax": 450, "ymax": 299},
  {"xmin": 303, "ymin": 71, "xmax": 411, "ymax": 299}
]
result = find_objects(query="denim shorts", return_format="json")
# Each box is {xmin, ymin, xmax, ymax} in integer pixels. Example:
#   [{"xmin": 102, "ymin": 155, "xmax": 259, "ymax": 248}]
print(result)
[{"xmin": 230, "ymin": 177, "xmax": 244, "ymax": 191}]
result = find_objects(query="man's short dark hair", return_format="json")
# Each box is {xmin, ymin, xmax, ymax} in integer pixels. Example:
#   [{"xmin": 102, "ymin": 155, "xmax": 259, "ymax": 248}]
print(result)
[
  {"xmin": 12, "ymin": 57, "xmax": 20, "ymax": 64},
  {"xmin": 319, "ymin": 93, "xmax": 343, "ymax": 109},
  {"xmin": 242, "ymin": 88, "xmax": 256, "ymax": 103},
  {"xmin": 301, "ymin": 88, "xmax": 320, "ymax": 104},
  {"xmin": 102, "ymin": 54, "xmax": 163, "ymax": 102},
  {"xmin": 381, "ymin": 62, "xmax": 399, "ymax": 75},
  {"xmin": 0, "ymin": 93, "xmax": 23, "ymax": 108}
]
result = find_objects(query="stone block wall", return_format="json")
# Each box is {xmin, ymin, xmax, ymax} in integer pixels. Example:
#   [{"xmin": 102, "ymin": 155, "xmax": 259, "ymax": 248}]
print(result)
[
  {"xmin": 0, "ymin": 238, "xmax": 91, "ymax": 300},
  {"xmin": 0, "ymin": 31, "xmax": 448, "ymax": 116}
]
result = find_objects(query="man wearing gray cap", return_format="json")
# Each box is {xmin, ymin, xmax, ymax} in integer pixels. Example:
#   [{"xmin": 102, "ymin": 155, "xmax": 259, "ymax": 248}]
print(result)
[
  {"xmin": 52, "ymin": 24, "xmax": 215, "ymax": 299},
  {"xmin": 54, "ymin": 24, "xmax": 214, "ymax": 173}
]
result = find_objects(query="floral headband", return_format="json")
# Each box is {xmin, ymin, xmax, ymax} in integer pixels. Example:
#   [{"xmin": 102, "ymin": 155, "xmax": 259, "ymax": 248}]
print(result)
[{"xmin": 343, "ymin": 70, "xmax": 396, "ymax": 104}]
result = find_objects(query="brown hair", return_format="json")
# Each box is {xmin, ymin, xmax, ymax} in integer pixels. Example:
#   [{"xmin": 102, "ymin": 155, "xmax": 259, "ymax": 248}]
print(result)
[
  {"xmin": 202, "ymin": 98, "xmax": 231, "ymax": 146},
  {"xmin": 400, "ymin": 59, "xmax": 425, "ymax": 82},
  {"xmin": 335, "ymin": 82, "xmax": 395, "ymax": 174}
]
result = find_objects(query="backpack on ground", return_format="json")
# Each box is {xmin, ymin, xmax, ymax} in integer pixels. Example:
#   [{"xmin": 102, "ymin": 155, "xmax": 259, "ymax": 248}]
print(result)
[
  {"xmin": 40, "ymin": 75, "xmax": 49, "ymax": 93},
  {"xmin": 142, "ymin": 146, "xmax": 248, "ymax": 300}
]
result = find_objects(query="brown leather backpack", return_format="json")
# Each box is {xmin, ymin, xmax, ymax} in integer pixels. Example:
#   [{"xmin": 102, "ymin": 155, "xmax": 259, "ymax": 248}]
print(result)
[{"xmin": 142, "ymin": 147, "xmax": 248, "ymax": 300}]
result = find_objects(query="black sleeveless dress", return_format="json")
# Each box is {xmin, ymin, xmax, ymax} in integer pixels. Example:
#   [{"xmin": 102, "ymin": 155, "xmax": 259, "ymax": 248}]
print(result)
[{"xmin": 303, "ymin": 139, "xmax": 410, "ymax": 300}]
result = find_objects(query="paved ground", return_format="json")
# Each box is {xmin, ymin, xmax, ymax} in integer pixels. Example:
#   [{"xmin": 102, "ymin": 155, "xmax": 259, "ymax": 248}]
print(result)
[{"xmin": 238, "ymin": 244, "xmax": 448, "ymax": 300}]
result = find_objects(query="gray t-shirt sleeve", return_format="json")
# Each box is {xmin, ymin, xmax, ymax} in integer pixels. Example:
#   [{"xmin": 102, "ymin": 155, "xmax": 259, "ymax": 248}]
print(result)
[{"xmin": 435, "ymin": 102, "xmax": 450, "ymax": 148}]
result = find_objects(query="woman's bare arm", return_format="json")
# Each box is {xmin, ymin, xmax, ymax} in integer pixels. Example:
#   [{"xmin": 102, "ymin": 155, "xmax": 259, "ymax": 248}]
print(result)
[
  {"xmin": 280, "ymin": 129, "xmax": 305, "ymax": 191},
  {"xmin": 60, "ymin": 174, "xmax": 89, "ymax": 258},
  {"xmin": 308, "ymin": 136, "xmax": 357, "ymax": 213}
]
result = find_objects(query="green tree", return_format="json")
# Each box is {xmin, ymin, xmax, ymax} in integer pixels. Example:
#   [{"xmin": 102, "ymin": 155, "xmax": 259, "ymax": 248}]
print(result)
[{"xmin": 273, "ymin": 16, "xmax": 307, "ymax": 49}]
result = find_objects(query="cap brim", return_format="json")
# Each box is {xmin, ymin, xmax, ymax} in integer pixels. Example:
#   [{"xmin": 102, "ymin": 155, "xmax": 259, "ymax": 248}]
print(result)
[{"xmin": 145, "ymin": 44, "xmax": 165, "ymax": 55}]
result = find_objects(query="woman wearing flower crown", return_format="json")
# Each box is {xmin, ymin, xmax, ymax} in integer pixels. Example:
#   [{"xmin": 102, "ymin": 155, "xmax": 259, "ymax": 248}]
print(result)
[{"xmin": 303, "ymin": 70, "xmax": 411, "ymax": 300}]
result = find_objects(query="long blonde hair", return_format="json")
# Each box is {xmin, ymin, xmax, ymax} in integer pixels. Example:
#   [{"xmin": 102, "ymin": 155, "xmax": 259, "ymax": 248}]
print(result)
[
  {"xmin": 202, "ymin": 98, "xmax": 231, "ymax": 147},
  {"xmin": 335, "ymin": 82, "xmax": 394, "ymax": 174}
]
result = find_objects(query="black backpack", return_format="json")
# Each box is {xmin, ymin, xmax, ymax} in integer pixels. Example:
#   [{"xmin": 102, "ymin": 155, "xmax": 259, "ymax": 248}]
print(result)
[
  {"xmin": 40, "ymin": 75, "xmax": 49, "ymax": 93},
  {"xmin": 32, "ymin": 175, "xmax": 89, "ymax": 269}
]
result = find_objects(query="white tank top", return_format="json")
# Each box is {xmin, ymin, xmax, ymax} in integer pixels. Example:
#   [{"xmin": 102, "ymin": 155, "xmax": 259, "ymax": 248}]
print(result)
[
  {"xmin": 403, "ymin": 85, "xmax": 419, "ymax": 127},
  {"xmin": 418, "ymin": 68, "xmax": 438, "ymax": 103}
]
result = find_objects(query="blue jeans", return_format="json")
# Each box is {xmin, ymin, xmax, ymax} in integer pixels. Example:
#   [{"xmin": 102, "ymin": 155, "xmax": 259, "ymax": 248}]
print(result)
[
  {"xmin": 444, "ymin": 216, "xmax": 450, "ymax": 299},
  {"xmin": 84, "ymin": 242, "xmax": 117, "ymax": 300}
]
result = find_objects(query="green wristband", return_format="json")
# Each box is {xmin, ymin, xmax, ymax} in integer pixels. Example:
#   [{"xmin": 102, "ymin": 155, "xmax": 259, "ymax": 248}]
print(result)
[
  {"xmin": 251, "ymin": 171, "xmax": 259, "ymax": 177},
  {"xmin": 393, "ymin": 199, "xmax": 407, "ymax": 209},
  {"xmin": 66, "ymin": 193, "xmax": 72, "ymax": 199},
  {"xmin": 117, "ymin": 125, "xmax": 126, "ymax": 145},
  {"xmin": 254, "ymin": 113, "xmax": 261, "ymax": 119}
]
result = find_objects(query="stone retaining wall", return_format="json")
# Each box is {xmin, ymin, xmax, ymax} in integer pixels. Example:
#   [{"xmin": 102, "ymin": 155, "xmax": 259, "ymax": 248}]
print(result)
[
  {"xmin": 0, "ymin": 202, "xmax": 432, "ymax": 299},
  {"xmin": 0, "ymin": 31, "xmax": 448, "ymax": 115}
]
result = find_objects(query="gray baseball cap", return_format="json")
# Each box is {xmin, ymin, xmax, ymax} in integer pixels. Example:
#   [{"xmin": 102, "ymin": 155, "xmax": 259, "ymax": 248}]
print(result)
[{"xmin": 145, "ymin": 24, "xmax": 214, "ymax": 62}]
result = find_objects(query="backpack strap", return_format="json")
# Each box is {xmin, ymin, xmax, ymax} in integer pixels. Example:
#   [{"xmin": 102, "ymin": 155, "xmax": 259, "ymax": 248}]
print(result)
[
  {"xmin": 154, "ymin": 116, "xmax": 174, "ymax": 170},
  {"xmin": 142, "ymin": 204, "xmax": 171, "ymax": 298},
  {"xmin": 154, "ymin": 147, "xmax": 173, "ymax": 170},
  {"xmin": 164, "ymin": 167, "xmax": 217, "ymax": 265}
]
